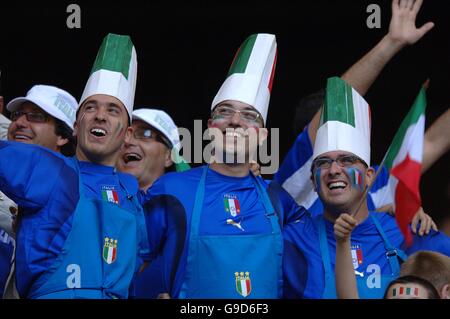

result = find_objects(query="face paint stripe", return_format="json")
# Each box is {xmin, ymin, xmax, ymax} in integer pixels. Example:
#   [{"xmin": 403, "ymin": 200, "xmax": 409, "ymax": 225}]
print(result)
[
  {"xmin": 414, "ymin": 287, "xmax": 419, "ymax": 296},
  {"xmin": 345, "ymin": 167, "xmax": 365, "ymax": 191},
  {"xmin": 315, "ymin": 168, "xmax": 321, "ymax": 193},
  {"xmin": 400, "ymin": 287, "xmax": 404, "ymax": 295},
  {"xmin": 406, "ymin": 287, "xmax": 411, "ymax": 295},
  {"xmin": 392, "ymin": 288, "xmax": 396, "ymax": 296}
]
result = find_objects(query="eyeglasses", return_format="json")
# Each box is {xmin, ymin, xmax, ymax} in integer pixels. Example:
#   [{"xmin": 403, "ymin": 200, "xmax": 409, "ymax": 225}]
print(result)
[
  {"xmin": 312, "ymin": 155, "xmax": 366, "ymax": 170},
  {"xmin": 132, "ymin": 127, "xmax": 172, "ymax": 149},
  {"xmin": 212, "ymin": 105, "xmax": 261, "ymax": 124},
  {"xmin": 10, "ymin": 111, "xmax": 48, "ymax": 123}
]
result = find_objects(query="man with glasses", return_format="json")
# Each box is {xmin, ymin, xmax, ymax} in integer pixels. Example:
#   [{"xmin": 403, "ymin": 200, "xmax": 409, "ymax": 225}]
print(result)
[
  {"xmin": 6, "ymin": 85, "xmax": 77, "ymax": 156},
  {"xmin": 276, "ymin": 0, "xmax": 444, "ymax": 231},
  {"xmin": 140, "ymin": 33, "xmax": 306, "ymax": 298},
  {"xmin": 0, "ymin": 84, "xmax": 77, "ymax": 298},
  {"xmin": 117, "ymin": 108, "xmax": 189, "ymax": 298},
  {"xmin": 0, "ymin": 84, "xmax": 77, "ymax": 236},
  {"xmin": 282, "ymin": 77, "xmax": 450, "ymax": 299},
  {"xmin": 118, "ymin": 108, "xmax": 188, "ymax": 193}
]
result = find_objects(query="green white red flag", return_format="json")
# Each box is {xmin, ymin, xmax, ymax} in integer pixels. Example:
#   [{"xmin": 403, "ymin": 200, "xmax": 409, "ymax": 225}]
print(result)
[{"xmin": 384, "ymin": 86, "xmax": 427, "ymax": 245}]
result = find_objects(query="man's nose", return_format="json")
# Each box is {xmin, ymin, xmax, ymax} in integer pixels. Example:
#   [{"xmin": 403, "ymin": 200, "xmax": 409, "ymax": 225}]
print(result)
[
  {"xmin": 328, "ymin": 160, "xmax": 342, "ymax": 175},
  {"xmin": 13, "ymin": 113, "xmax": 29, "ymax": 127},
  {"xmin": 94, "ymin": 106, "xmax": 107, "ymax": 120},
  {"xmin": 230, "ymin": 111, "xmax": 242, "ymax": 125}
]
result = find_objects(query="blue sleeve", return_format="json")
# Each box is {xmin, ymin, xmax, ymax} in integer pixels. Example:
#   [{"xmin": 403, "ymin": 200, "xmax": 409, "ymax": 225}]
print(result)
[
  {"xmin": 406, "ymin": 229, "xmax": 450, "ymax": 257},
  {"xmin": 267, "ymin": 180, "xmax": 308, "ymax": 226},
  {"xmin": 274, "ymin": 126, "xmax": 313, "ymax": 185},
  {"xmin": 369, "ymin": 165, "xmax": 389, "ymax": 192},
  {"xmin": 141, "ymin": 178, "xmax": 170, "ymax": 262},
  {"xmin": 367, "ymin": 165, "xmax": 393, "ymax": 210},
  {"xmin": 135, "ymin": 198, "xmax": 150, "ymax": 261},
  {"xmin": 0, "ymin": 141, "xmax": 66, "ymax": 211}
]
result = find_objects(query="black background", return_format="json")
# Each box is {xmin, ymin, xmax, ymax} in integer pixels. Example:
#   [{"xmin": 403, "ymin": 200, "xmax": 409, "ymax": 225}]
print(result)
[{"xmin": 0, "ymin": 0, "xmax": 448, "ymax": 227}]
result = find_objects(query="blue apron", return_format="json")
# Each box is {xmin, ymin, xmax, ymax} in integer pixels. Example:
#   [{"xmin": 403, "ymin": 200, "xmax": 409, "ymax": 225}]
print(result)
[
  {"xmin": 318, "ymin": 214, "xmax": 407, "ymax": 299},
  {"xmin": 178, "ymin": 166, "xmax": 283, "ymax": 299},
  {"xmin": 27, "ymin": 158, "xmax": 143, "ymax": 299}
]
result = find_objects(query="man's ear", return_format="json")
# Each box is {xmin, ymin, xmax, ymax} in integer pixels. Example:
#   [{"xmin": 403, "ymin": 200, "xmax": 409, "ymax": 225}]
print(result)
[
  {"xmin": 257, "ymin": 127, "xmax": 268, "ymax": 146},
  {"xmin": 365, "ymin": 166, "xmax": 375, "ymax": 186},
  {"xmin": 124, "ymin": 127, "xmax": 133, "ymax": 144},
  {"xmin": 56, "ymin": 136, "xmax": 69, "ymax": 148},
  {"xmin": 164, "ymin": 148, "xmax": 174, "ymax": 168},
  {"xmin": 73, "ymin": 121, "xmax": 78, "ymax": 137}
]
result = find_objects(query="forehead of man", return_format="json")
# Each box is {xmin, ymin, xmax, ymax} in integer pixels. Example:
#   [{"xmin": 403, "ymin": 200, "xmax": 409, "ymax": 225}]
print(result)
[
  {"xmin": 78, "ymin": 94, "xmax": 128, "ymax": 117},
  {"xmin": 16, "ymin": 101, "xmax": 50, "ymax": 115},
  {"xmin": 132, "ymin": 119, "xmax": 153, "ymax": 130},
  {"xmin": 318, "ymin": 150, "xmax": 357, "ymax": 159},
  {"xmin": 212, "ymin": 99, "xmax": 264, "ymax": 127},
  {"xmin": 214, "ymin": 100, "xmax": 256, "ymax": 111}
]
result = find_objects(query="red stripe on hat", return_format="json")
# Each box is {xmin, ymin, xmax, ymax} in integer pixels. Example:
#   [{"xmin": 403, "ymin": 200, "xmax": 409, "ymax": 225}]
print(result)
[
  {"xmin": 414, "ymin": 287, "xmax": 419, "ymax": 296},
  {"xmin": 229, "ymin": 46, "xmax": 241, "ymax": 71},
  {"xmin": 268, "ymin": 49, "xmax": 278, "ymax": 92},
  {"xmin": 399, "ymin": 287, "xmax": 404, "ymax": 295}
]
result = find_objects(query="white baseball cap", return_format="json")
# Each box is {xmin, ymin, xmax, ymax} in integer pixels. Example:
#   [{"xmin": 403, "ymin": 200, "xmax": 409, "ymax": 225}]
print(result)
[
  {"xmin": 132, "ymin": 108, "xmax": 190, "ymax": 172},
  {"xmin": 132, "ymin": 108, "xmax": 180, "ymax": 150},
  {"xmin": 7, "ymin": 85, "xmax": 78, "ymax": 130}
]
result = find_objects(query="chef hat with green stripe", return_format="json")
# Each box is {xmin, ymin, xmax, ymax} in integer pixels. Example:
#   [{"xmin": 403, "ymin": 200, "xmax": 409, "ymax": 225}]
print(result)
[
  {"xmin": 313, "ymin": 77, "xmax": 372, "ymax": 166},
  {"xmin": 79, "ymin": 33, "xmax": 137, "ymax": 123},
  {"xmin": 211, "ymin": 33, "xmax": 277, "ymax": 126}
]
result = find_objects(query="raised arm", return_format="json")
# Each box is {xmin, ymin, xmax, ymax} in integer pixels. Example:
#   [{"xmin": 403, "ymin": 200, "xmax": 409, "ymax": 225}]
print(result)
[
  {"xmin": 342, "ymin": 0, "xmax": 434, "ymax": 95},
  {"xmin": 309, "ymin": 0, "xmax": 434, "ymax": 145},
  {"xmin": 422, "ymin": 107, "xmax": 450, "ymax": 173},
  {"xmin": 334, "ymin": 213, "xmax": 359, "ymax": 299}
]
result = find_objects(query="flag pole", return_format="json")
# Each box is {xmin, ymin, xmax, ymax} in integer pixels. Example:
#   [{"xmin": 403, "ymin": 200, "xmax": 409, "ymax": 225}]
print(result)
[{"xmin": 351, "ymin": 151, "xmax": 388, "ymax": 218}]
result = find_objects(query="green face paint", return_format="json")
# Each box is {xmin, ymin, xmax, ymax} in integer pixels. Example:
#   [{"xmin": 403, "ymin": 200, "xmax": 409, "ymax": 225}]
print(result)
[{"xmin": 114, "ymin": 121, "xmax": 124, "ymax": 137}]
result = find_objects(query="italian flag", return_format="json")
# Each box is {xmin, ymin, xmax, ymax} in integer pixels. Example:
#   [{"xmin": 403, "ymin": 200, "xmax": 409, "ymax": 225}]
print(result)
[
  {"xmin": 102, "ymin": 189, "xmax": 119, "ymax": 204},
  {"xmin": 224, "ymin": 197, "xmax": 241, "ymax": 217},
  {"xmin": 350, "ymin": 168, "xmax": 363, "ymax": 189},
  {"xmin": 384, "ymin": 86, "xmax": 426, "ymax": 245},
  {"xmin": 235, "ymin": 273, "xmax": 251, "ymax": 297}
]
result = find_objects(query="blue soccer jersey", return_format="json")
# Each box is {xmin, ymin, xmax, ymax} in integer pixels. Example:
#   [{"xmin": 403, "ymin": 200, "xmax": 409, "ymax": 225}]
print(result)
[
  {"xmin": 137, "ymin": 165, "xmax": 306, "ymax": 298},
  {"xmin": 283, "ymin": 211, "xmax": 450, "ymax": 298},
  {"xmin": 0, "ymin": 141, "xmax": 148, "ymax": 298}
]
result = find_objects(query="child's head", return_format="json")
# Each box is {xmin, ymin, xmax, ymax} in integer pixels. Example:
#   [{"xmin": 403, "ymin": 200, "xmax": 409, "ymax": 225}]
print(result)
[
  {"xmin": 400, "ymin": 251, "xmax": 450, "ymax": 298},
  {"xmin": 384, "ymin": 275, "xmax": 440, "ymax": 299}
]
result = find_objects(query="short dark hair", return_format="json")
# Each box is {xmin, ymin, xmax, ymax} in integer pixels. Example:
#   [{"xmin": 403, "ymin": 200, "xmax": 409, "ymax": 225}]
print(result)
[
  {"xmin": 293, "ymin": 89, "xmax": 324, "ymax": 137},
  {"xmin": 54, "ymin": 119, "xmax": 76, "ymax": 156},
  {"xmin": 384, "ymin": 275, "xmax": 440, "ymax": 299}
]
